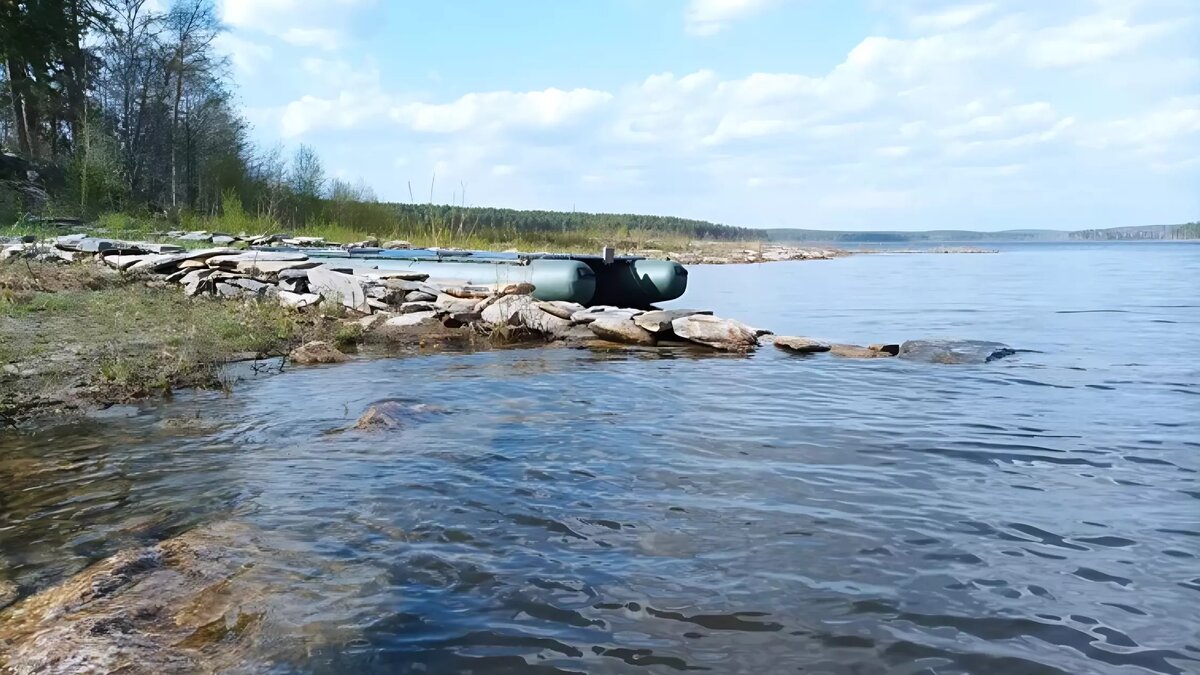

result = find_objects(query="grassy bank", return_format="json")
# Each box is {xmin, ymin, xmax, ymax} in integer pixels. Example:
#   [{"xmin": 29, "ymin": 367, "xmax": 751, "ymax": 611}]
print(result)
[
  {"xmin": 4, "ymin": 198, "xmax": 702, "ymax": 254},
  {"xmin": 0, "ymin": 260, "xmax": 356, "ymax": 425}
]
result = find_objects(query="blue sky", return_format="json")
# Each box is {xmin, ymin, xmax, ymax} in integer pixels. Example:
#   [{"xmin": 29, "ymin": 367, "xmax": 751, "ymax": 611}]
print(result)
[{"xmin": 214, "ymin": 0, "xmax": 1200, "ymax": 231}]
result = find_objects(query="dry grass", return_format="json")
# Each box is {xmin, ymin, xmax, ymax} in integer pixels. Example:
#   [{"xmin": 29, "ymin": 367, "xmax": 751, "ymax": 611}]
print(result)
[{"xmin": 0, "ymin": 260, "xmax": 341, "ymax": 424}]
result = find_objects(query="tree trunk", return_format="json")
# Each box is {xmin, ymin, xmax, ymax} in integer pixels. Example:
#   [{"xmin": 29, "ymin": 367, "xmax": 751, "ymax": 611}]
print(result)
[
  {"xmin": 4, "ymin": 56, "xmax": 38, "ymax": 159},
  {"xmin": 170, "ymin": 50, "xmax": 183, "ymax": 209}
]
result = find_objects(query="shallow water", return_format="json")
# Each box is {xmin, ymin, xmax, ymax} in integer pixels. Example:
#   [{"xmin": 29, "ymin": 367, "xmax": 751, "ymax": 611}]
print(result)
[{"xmin": 3, "ymin": 242, "xmax": 1199, "ymax": 674}]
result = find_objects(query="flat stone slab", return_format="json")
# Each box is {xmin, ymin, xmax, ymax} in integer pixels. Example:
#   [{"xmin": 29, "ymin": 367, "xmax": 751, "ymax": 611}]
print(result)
[
  {"xmin": 633, "ymin": 308, "xmax": 712, "ymax": 333},
  {"xmin": 897, "ymin": 339, "xmax": 1016, "ymax": 364},
  {"xmin": 537, "ymin": 300, "xmax": 585, "ymax": 320},
  {"xmin": 773, "ymin": 336, "xmax": 831, "ymax": 353},
  {"xmin": 590, "ymin": 315, "xmax": 657, "ymax": 346},
  {"xmin": 671, "ymin": 314, "xmax": 758, "ymax": 351},
  {"xmin": 308, "ymin": 265, "xmax": 370, "ymax": 313},
  {"xmin": 384, "ymin": 311, "xmax": 440, "ymax": 328}
]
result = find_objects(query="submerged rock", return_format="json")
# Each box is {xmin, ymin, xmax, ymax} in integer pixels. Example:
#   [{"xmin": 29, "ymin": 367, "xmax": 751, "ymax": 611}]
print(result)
[
  {"xmin": 352, "ymin": 399, "xmax": 444, "ymax": 431},
  {"xmin": 897, "ymin": 339, "xmax": 1017, "ymax": 364},
  {"xmin": 773, "ymin": 336, "xmax": 831, "ymax": 354},
  {"xmin": 0, "ymin": 521, "xmax": 285, "ymax": 675},
  {"xmin": 288, "ymin": 341, "xmax": 349, "ymax": 365},
  {"xmin": 670, "ymin": 315, "xmax": 758, "ymax": 351},
  {"xmin": 829, "ymin": 344, "xmax": 894, "ymax": 359}
]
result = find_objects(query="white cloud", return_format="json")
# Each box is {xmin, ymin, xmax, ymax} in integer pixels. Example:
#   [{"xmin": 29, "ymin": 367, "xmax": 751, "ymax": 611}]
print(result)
[
  {"xmin": 908, "ymin": 3, "xmax": 996, "ymax": 31},
  {"xmin": 251, "ymin": 0, "xmax": 1199, "ymax": 228},
  {"xmin": 1027, "ymin": 14, "xmax": 1173, "ymax": 68},
  {"xmin": 274, "ymin": 84, "xmax": 612, "ymax": 138},
  {"xmin": 684, "ymin": 0, "xmax": 775, "ymax": 36},
  {"xmin": 213, "ymin": 33, "xmax": 272, "ymax": 74},
  {"xmin": 219, "ymin": 0, "xmax": 375, "ymax": 49}
]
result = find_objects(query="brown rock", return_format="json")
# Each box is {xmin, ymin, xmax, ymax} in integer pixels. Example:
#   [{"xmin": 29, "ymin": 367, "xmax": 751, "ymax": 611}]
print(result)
[
  {"xmin": 774, "ymin": 336, "xmax": 831, "ymax": 353},
  {"xmin": 829, "ymin": 344, "xmax": 894, "ymax": 359},
  {"xmin": 868, "ymin": 343, "xmax": 900, "ymax": 356},
  {"xmin": 288, "ymin": 341, "xmax": 350, "ymax": 365},
  {"xmin": 670, "ymin": 314, "xmax": 758, "ymax": 351},
  {"xmin": 589, "ymin": 316, "xmax": 657, "ymax": 346}
]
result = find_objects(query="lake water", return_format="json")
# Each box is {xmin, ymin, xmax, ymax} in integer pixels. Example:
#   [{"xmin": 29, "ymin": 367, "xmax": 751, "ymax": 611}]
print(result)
[{"xmin": 2, "ymin": 242, "xmax": 1198, "ymax": 673}]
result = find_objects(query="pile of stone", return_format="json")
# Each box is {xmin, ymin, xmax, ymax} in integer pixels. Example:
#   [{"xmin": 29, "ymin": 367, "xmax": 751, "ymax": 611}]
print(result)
[
  {"xmin": 637, "ymin": 244, "xmax": 845, "ymax": 265},
  {"xmin": 157, "ymin": 230, "xmax": 413, "ymax": 250}
]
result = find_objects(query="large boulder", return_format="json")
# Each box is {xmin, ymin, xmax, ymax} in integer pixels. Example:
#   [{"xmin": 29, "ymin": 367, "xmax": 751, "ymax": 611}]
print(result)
[
  {"xmin": 670, "ymin": 314, "xmax": 758, "ymax": 351},
  {"xmin": 481, "ymin": 294, "xmax": 537, "ymax": 325},
  {"xmin": 289, "ymin": 341, "xmax": 349, "ymax": 365},
  {"xmin": 589, "ymin": 315, "xmax": 657, "ymax": 346},
  {"xmin": 307, "ymin": 266, "xmax": 370, "ymax": 313},
  {"xmin": 897, "ymin": 339, "xmax": 1017, "ymax": 364},
  {"xmin": 773, "ymin": 336, "xmax": 831, "ymax": 354},
  {"xmin": 633, "ymin": 308, "xmax": 712, "ymax": 334}
]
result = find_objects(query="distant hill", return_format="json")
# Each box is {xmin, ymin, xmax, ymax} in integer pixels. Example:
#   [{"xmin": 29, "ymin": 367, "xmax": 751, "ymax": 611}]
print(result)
[{"xmin": 764, "ymin": 223, "xmax": 1200, "ymax": 243}]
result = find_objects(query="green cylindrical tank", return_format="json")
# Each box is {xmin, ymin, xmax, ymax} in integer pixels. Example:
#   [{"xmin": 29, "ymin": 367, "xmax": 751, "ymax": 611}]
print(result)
[
  {"xmin": 361, "ymin": 258, "xmax": 598, "ymax": 304},
  {"xmin": 588, "ymin": 259, "xmax": 688, "ymax": 308}
]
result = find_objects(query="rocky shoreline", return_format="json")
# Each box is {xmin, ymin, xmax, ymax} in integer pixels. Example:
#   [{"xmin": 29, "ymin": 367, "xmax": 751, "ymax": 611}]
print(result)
[
  {"xmin": 1, "ymin": 233, "xmax": 1026, "ymax": 671},
  {"xmin": 2, "ymin": 232, "xmax": 1021, "ymax": 426}
]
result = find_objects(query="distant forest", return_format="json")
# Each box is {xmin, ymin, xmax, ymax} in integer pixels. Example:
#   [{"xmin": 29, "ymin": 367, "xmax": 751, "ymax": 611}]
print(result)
[
  {"xmin": 765, "ymin": 222, "xmax": 1200, "ymax": 243},
  {"xmin": 384, "ymin": 204, "xmax": 754, "ymax": 242}
]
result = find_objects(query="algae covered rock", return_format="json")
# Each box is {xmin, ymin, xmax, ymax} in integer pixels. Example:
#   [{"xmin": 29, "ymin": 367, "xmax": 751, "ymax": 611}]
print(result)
[
  {"xmin": 288, "ymin": 341, "xmax": 350, "ymax": 365},
  {"xmin": 897, "ymin": 339, "xmax": 1017, "ymax": 364}
]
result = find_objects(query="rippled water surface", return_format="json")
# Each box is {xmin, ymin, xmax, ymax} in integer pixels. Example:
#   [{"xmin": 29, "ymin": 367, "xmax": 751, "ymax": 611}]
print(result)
[{"xmin": 3, "ymin": 242, "xmax": 1199, "ymax": 673}]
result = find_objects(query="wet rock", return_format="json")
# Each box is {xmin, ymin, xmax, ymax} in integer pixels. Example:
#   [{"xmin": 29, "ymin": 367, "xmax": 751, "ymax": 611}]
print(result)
[
  {"xmin": 307, "ymin": 266, "xmax": 369, "ymax": 313},
  {"xmin": 829, "ymin": 344, "xmax": 894, "ymax": 359},
  {"xmin": 670, "ymin": 315, "xmax": 758, "ymax": 351},
  {"xmin": 352, "ymin": 399, "xmax": 442, "ymax": 431},
  {"xmin": 897, "ymin": 339, "xmax": 1017, "ymax": 364},
  {"xmin": 868, "ymin": 343, "xmax": 901, "ymax": 356},
  {"xmin": 589, "ymin": 315, "xmax": 657, "ymax": 346},
  {"xmin": 0, "ymin": 521, "xmax": 282, "ymax": 675},
  {"xmin": 537, "ymin": 300, "xmax": 585, "ymax": 320},
  {"xmin": 277, "ymin": 291, "xmax": 320, "ymax": 309},
  {"xmin": 633, "ymin": 308, "xmax": 712, "ymax": 334},
  {"xmin": 773, "ymin": 336, "xmax": 831, "ymax": 353},
  {"xmin": 289, "ymin": 341, "xmax": 349, "ymax": 365},
  {"xmin": 0, "ymin": 578, "xmax": 16, "ymax": 609}
]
